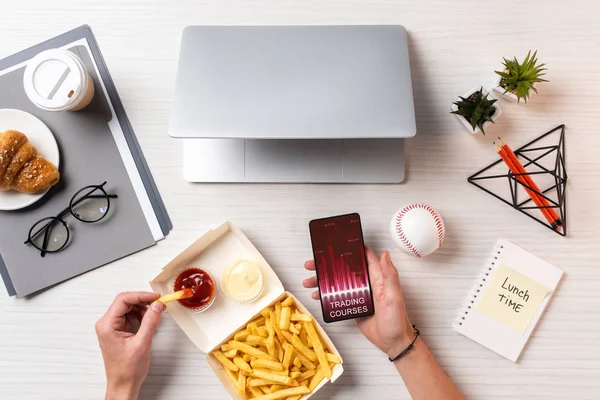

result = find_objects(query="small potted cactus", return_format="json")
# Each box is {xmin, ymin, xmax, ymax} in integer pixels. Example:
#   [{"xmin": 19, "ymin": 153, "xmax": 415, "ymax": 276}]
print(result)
[
  {"xmin": 492, "ymin": 50, "xmax": 548, "ymax": 103},
  {"xmin": 451, "ymin": 87, "xmax": 502, "ymax": 135}
]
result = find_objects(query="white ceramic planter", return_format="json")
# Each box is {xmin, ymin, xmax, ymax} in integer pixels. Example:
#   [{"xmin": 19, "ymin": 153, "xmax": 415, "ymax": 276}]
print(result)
[
  {"xmin": 452, "ymin": 86, "xmax": 503, "ymax": 135},
  {"xmin": 491, "ymin": 74, "xmax": 535, "ymax": 103}
]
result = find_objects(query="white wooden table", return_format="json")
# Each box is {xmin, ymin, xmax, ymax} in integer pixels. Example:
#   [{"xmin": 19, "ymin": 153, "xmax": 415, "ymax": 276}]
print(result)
[{"xmin": 1, "ymin": 1, "xmax": 599, "ymax": 399}]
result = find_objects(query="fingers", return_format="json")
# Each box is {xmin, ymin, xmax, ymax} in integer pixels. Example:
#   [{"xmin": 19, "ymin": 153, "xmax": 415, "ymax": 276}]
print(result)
[
  {"xmin": 304, "ymin": 260, "xmax": 318, "ymax": 300},
  {"xmin": 304, "ymin": 260, "xmax": 315, "ymax": 271},
  {"xmin": 105, "ymin": 292, "xmax": 160, "ymax": 320},
  {"xmin": 379, "ymin": 251, "xmax": 399, "ymax": 279},
  {"xmin": 136, "ymin": 301, "xmax": 166, "ymax": 345},
  {"xmin": 365, "ymin": 247, "xmax": 384, "ymax": 288},
  {"xmin": 303, "ymin": 276, "xmax": 318, "ymax": 289}
]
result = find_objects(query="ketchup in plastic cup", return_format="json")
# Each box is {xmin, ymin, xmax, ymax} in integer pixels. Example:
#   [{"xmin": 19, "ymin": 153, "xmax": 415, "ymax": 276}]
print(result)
[{"xmin": 173, "ymin": 267, "xmax": 216, "ymax": 312}]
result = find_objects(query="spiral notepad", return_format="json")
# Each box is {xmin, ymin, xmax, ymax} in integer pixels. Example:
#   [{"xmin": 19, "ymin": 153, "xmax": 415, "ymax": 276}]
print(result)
[{"xmin": 453, "ymin": 240, "xmax": 563, "ymax": 362}]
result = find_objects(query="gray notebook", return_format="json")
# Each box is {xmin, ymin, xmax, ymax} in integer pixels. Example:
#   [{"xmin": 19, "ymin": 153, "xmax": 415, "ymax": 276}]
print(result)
[{"xmin": 0, "ymin": 26, "xmax": 171, "ymax": 297}]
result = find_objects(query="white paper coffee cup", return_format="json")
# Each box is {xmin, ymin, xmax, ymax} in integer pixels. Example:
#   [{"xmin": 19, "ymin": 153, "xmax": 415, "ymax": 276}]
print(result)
[{"xmin": 23, "ymin": 49, "xmax": 95, "ymax": 112}]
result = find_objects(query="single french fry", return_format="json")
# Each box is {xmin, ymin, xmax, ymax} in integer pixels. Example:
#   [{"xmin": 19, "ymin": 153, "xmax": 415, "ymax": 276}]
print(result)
[
  {"xmin": 294, "ymin": 352, "xmax": 316, "ymax": 370},
  {"xmin": 249, "ymin": 386, "xmax": 264, "ymax": 398},
  {"xmin": 291, "ymin": 313, "xmax": 312, "ymax": 322},
  {"xmin": 265, "ymin": 317, "xmax": 275, "ymax": 338},
  {"xmin": 304, "ymin": 321, "xmax": 332, "ymax": 379},
  {"xmin": 280, "ymin": 330, "xmax": 293, "ymax": 343},
  {"xmin": 251, "ymin": 386, "xmax": 310, "ymax": 400},
  {"xmin": 234, "ymin": 356, "xmax": 253, "ymax": 373},
  {"xmin": 292, "ymin": 356, "xmax": 303, "ymax": 369},
  {"xmin": 291, "ymin": 334, "xmax": 318, "ymax": 362},
  {"xmin": 282, "ymin": 343, "xmax": 294, "ymax": 370},
  {"xmin": 290, "ymin": 371, "xmax": 301, "ymax": 379},
  {"xmin": 246, "ymin": 335, "xmax": 266, "ymax": 346},
  {"xmin": 269, "ymin": 384, "xmax": 286, "ymax": 393},
  {"xmin": 279, "ymin": 307, "xmax": 292, "ymax": 331},
  {"xmin": 281, "ymin": 296, "xmax": 294, "ymax": 308},
  {"xmin": 290, "ymin": 366, "xmax": 300, "ymax": 372},
  {"xmin": 239, "ymin": 372, "xmax": 247, "ymax": 392},
  {"xmin": 249, "ymin": 378, "xmax": 282, "ymax": 387},
  {"xmin": 224, "ymin": 349, "xmax": 238, "ymax": 358},
  {"xmin": 229, "ymin": 340, "xmax": 276, "ymax": 361},
  {"xmin": 308, "ymin": 368, "xmax": 325, "ymax": 392},
  {"xmin": 306, "ymin": 334, "xmax": 312, "ymax": 348},
  {"xmin": 214, "ymin": 350, "xmax": 240, "ymax": 371},
  {"xmin": 267, "ymin": 336, "xmax": 277, "ymax": 360},
  {"xmin": 254, "ymin": 316, "xmax": 266, "ymax": 326},
  {"xmin": 157, "ymin": 289, "xmax": 194, "ymax": 304},
  {"xmin": 271, "ymin": 311, "xmax": 286, "ymax": 344},
  {"xmin": 326, "ymin": 352, "xmax": 341, "ymax": 364},
  {"xmin": 274, "ymin": 336, "xmax": 284, "ymax": 362},
  {"xmin": 221, "ymin": 344, "xmax": 231, "ymax": 352},
  {"xmin": 251, "ymin": 369, "xmax": 293, "ymax": 386},
  {"xmin": 255, "ymin": 368, "xmax": 290, "ymax": 377},
  {"xmin": 251, "ymin": 358, "xmax": 284, "ymax": 371},
  {"xmin": 288, "ymin": 324, "xmax": 300, "ymax": 335},
  {"xmin": 299, "ymin": 325, "xmax": 308, "ymax": 346},
  {"xmin": 275, "ymin": 302, "xmax": 282, "ymax": 326},
  {"xmin": 287, "ymin": 395, "xmax": 302, "ymax": 400},
  {"xmin": 243, "ymin": 354, "xmax": 252, "ymax": 363},
  {"xmin": 235, "ymin": 330, "xmax": 250, "ymax": 341},
  {"xmin": 297, "ymin": 369, "xmax": 315, "ymax": 382},
  {"xmin": 291, "ymin": 380, "xmax": 300, "ymax": 387}
]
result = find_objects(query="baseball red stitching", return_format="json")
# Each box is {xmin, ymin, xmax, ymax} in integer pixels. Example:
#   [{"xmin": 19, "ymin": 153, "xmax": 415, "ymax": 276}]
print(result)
[{"xmin": 395, "ymin": 204, "xmax": 445, "ymax": 256}]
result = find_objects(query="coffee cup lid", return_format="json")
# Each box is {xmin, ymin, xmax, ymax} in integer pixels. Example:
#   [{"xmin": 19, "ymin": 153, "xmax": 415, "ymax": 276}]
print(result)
[{"xmin": 23, "ymin": 49, "xmax": 88, "ymax": 112}]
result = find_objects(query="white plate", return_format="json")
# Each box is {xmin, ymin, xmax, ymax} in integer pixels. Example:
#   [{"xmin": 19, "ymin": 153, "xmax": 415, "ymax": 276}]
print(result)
[{"xmin": 0, "ymin": 109, "xmax": 60, "ymax": 211}]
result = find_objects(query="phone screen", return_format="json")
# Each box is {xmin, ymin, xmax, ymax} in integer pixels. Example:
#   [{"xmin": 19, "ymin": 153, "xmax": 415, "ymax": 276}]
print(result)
[{"xmin": 309, "ymin": 213, "xmax": 374, "ymax": 323}]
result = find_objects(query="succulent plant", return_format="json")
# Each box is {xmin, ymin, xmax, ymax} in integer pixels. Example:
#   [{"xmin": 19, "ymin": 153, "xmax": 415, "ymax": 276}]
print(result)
[
  {"xmin": 451, "ymin": 87, "xmax": 498, "ymax": 134},
  {"xmin": 495, "ymin": 50, "xmax": 548, "ymax": 103}
]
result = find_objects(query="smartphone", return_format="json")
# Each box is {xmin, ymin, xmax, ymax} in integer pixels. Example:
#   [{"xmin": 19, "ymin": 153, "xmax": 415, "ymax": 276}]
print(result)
[{"xmin": 309, "ymin": 213, "xmax": 374, "ymax": 323}]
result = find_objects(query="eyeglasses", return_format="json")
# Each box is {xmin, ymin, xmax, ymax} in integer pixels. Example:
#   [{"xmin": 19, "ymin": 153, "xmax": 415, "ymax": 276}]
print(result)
[{"xmin": 25, "ymin": 182, "xmax": 118, "ymax": 257}]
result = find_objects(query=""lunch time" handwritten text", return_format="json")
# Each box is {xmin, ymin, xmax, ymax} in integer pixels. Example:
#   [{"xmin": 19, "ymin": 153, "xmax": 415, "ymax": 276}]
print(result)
[{"xmin": 497, "ymin": 277, "xmax": 530, "ymax": 313}]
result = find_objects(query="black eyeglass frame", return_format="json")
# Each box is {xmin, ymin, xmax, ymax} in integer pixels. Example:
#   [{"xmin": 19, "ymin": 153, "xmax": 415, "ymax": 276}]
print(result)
[{"xmin": 24, "ymin": 181, "xmax": 118, "ymax": 257}]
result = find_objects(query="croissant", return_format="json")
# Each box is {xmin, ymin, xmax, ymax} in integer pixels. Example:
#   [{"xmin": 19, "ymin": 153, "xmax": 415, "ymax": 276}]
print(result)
[{"xmin": 0, "ymin": 130, "xmax": 60, "ymax": 193}]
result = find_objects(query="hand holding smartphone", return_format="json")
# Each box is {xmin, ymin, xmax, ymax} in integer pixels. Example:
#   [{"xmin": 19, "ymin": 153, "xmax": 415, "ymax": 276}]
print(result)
[{"xmin": 309, "ymin": 213, "xmax": 375, "ymax": 323}]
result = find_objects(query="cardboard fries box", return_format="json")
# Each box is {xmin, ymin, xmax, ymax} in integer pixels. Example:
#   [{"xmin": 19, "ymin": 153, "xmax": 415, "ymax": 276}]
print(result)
[{"xmin": 150, "ymin": 221, "xmax": 344, "ymax": 399}]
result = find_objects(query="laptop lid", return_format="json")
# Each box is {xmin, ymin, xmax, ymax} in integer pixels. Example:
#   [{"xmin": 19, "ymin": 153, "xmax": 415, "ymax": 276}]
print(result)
[{"xmin": 169, "ymin": 25, "xmax": 416, "ymax": 140}]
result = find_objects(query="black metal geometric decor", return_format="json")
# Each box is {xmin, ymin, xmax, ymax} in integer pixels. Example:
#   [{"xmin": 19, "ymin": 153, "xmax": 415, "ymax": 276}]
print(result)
[{"xmin": 468, "ymin": 125, "xmax": 567, "ymax": 236}]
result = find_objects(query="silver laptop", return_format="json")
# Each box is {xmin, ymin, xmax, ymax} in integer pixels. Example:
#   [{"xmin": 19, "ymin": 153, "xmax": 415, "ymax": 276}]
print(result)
[{"xmin": 170, "ymin": 25, "xmax": 416, "ymax": 183}]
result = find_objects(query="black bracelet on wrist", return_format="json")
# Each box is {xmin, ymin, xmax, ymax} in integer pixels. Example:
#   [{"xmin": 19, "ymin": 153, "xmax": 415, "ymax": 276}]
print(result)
[{"xmin": 388, "ymin": 325, "xmax": 420, "ymax": 363}]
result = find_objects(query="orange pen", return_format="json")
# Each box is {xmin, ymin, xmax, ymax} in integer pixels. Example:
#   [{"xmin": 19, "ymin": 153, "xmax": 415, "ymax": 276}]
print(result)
[
  {"xmin": 498, "ymin": 139, "xmax": 562, "ymax": 227},
  {"xmin": 494, "ymin": 143, "xmax": 559, "ymax": 229}
]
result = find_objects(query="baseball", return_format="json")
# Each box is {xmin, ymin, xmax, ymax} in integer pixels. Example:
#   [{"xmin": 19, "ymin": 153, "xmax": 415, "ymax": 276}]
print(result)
[{"xmin": 390, "ymin": 204, "xmax": 445, "ymax": 257}]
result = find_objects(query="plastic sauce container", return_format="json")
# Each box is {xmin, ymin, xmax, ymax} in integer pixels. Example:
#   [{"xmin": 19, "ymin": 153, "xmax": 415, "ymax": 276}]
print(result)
[
  {"xmin": 221, "ymin": 260, "xmax": 264, "ymax": 303},
  {"xmin": 23, "ymin": 49, "xmax": 95, "ymax": 112}
]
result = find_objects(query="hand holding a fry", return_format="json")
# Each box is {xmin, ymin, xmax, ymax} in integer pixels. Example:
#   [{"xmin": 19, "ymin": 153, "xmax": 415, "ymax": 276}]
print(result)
[
  {"xmin": 95, "ymin": 292, "xmax": 166, "ymax": 400},
  {"xmin": 304, "ymin": 249, "xmax": 415, "ymax": 358}
]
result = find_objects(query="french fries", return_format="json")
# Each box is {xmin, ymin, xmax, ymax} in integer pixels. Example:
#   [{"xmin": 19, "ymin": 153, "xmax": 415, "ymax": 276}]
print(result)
[
  {"xmin": 211, "ymin": 296, "xmax": 341, "ymax": 399},
  {"xmin": 251, "ymin": 358, "xmax": 284, "ymax": 371},
  {"xmin": 304, "ymin": 321, "xmax": 331, "ymax": 379},
  {"xmin": 253, "ymin": 386, "xmax": 310, "ymax": 400}
]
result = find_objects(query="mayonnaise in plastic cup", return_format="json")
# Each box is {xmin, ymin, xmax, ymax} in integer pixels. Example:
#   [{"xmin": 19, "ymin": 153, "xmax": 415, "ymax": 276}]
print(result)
[{"xmin": 23, "ymin": 49, "xmax": 95, "ymax": 112}]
